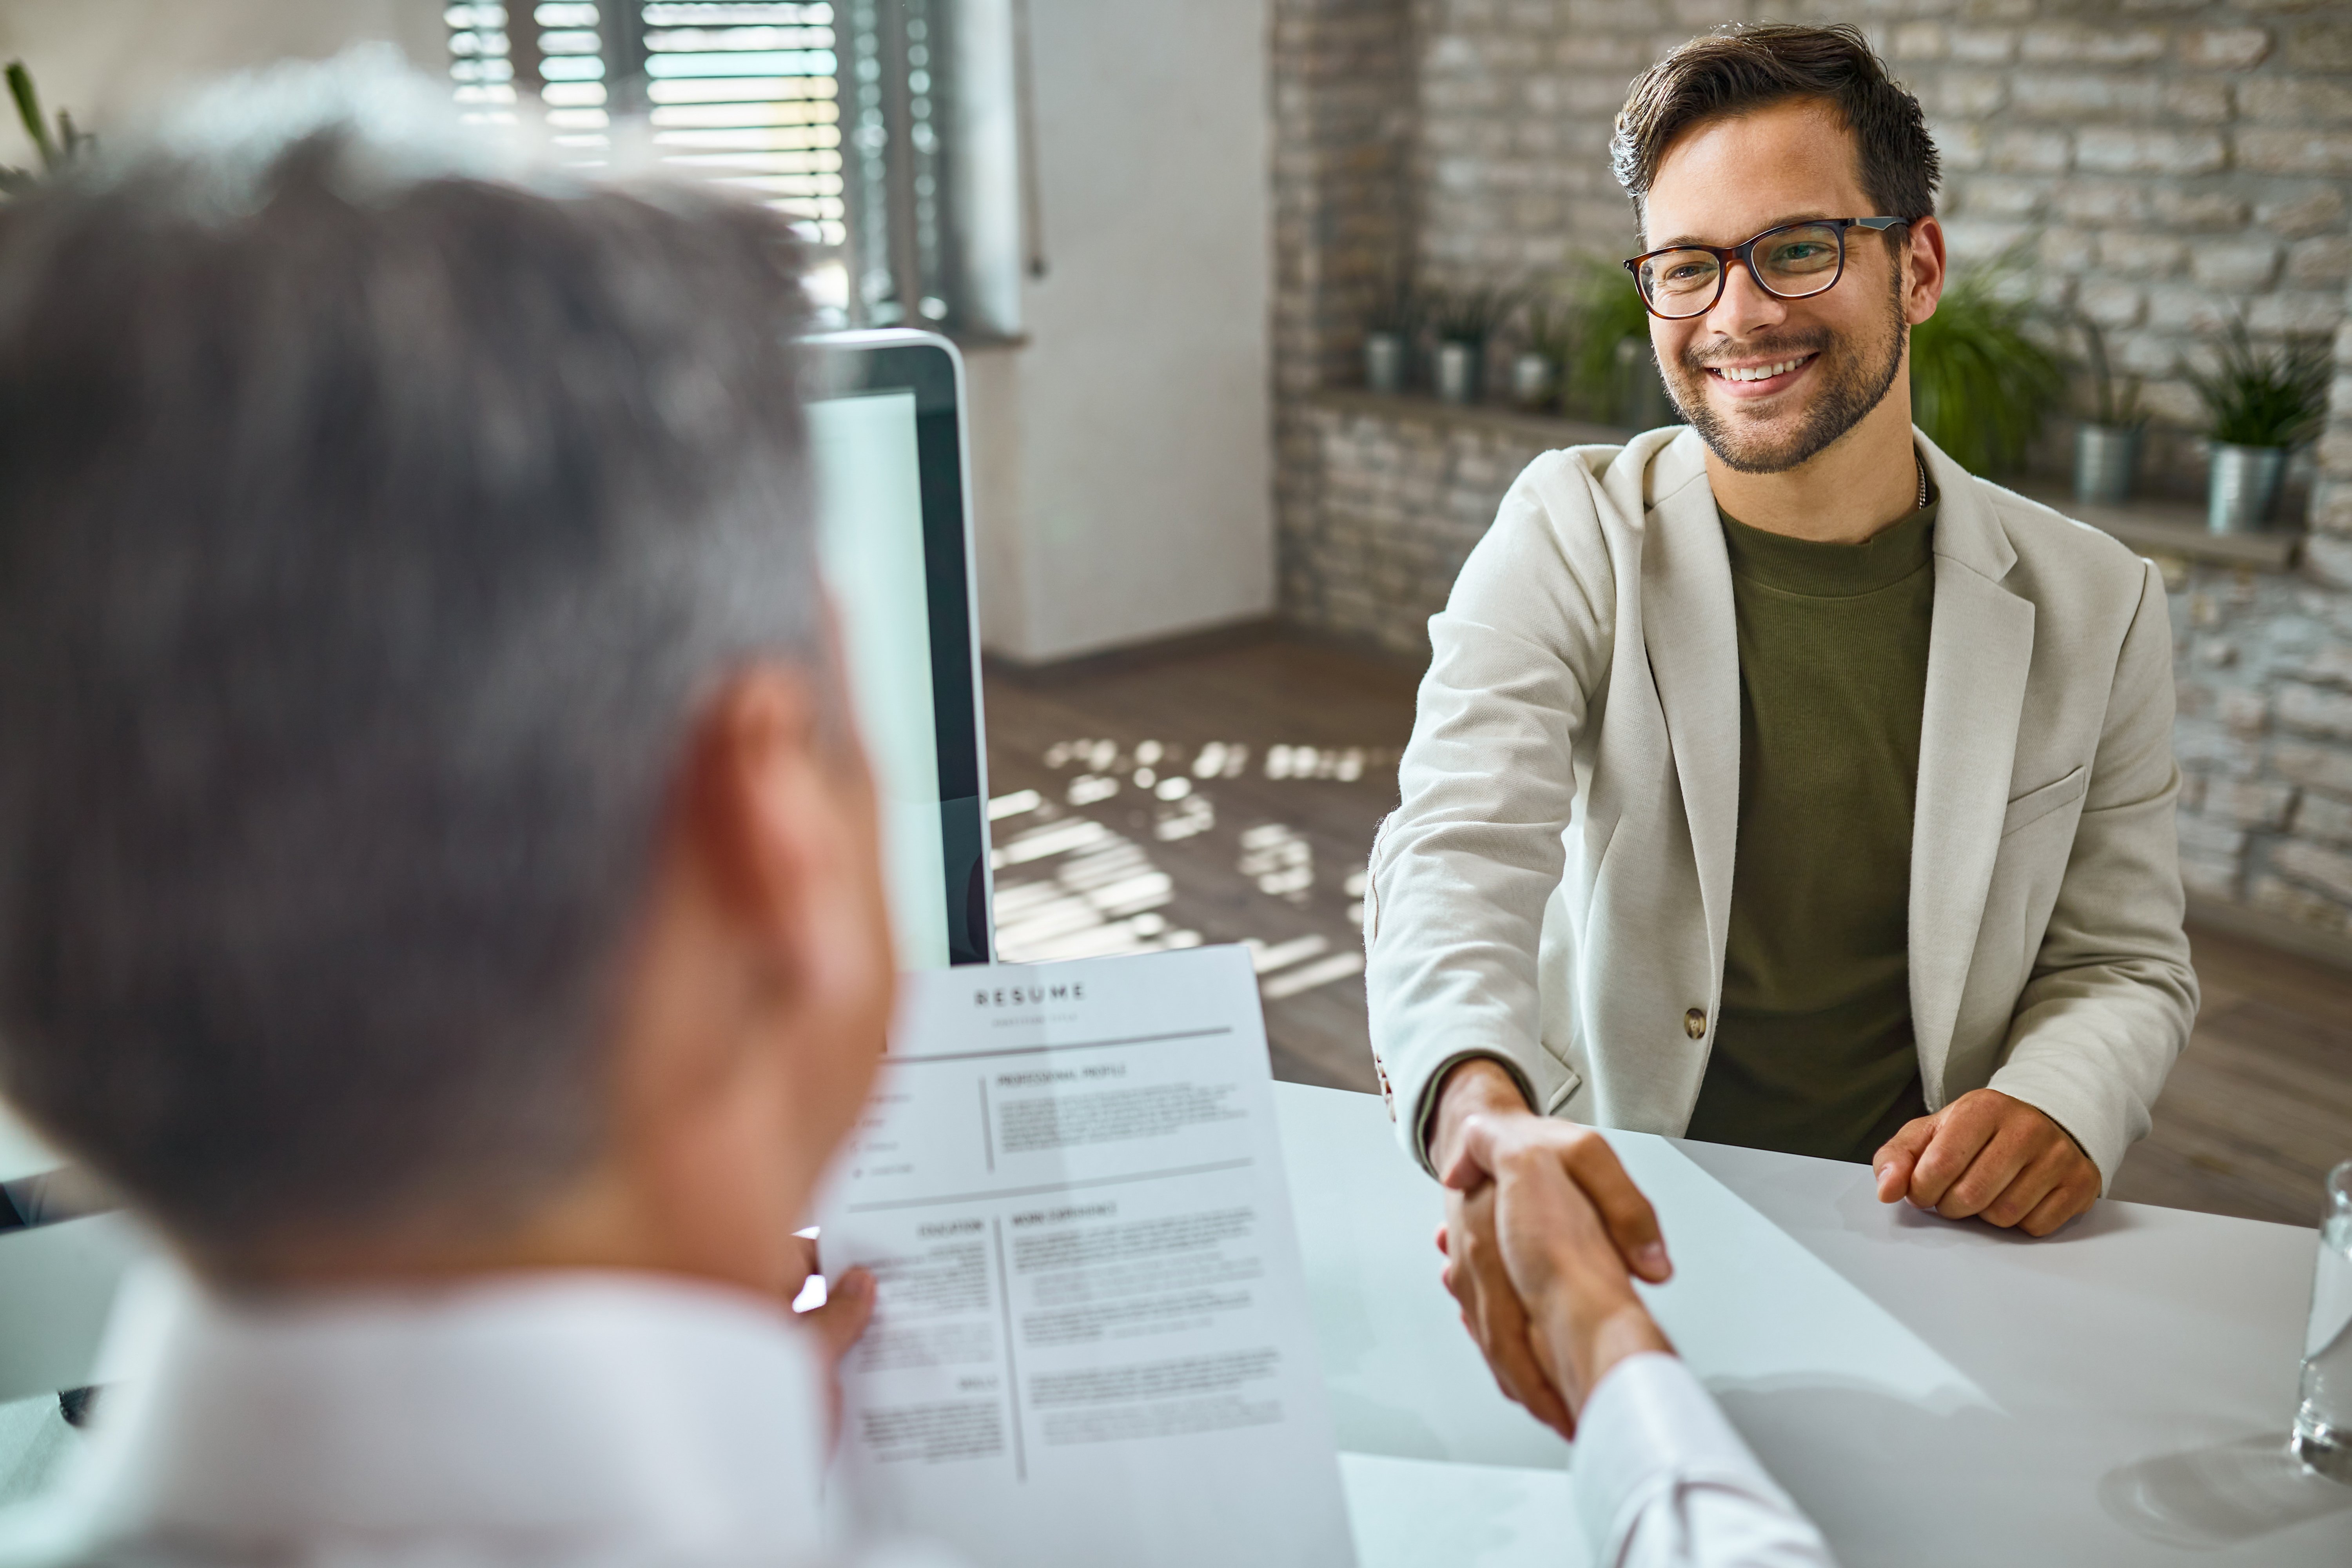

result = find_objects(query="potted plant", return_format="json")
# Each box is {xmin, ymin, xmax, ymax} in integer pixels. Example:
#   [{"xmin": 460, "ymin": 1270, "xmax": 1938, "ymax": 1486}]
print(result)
[
  {"xmin": 2069, "ymin": 314, "xmax": 2147, "ymax": 507},
  {"xmin": 1361, "ymin": 278, "xmax": 1420, "ymax": 396},
  {"xmin": 1909, "ymin": 258, "xmax": 2065, "ymax": 476},
  {"xmin": 2, "ymin": 61, "xmax": 94, "ymax": 194},
  {"xmin": 1427, "ymin": 283, "xmax": 1521, "ymax": 405},
  {"xmin": 1564, "ymin": 260, "xmax": 1669, "ymax": 429},
  {"xmin": 1511, "ymin": 293, "xmax": 1577, "ymax": 412},
  {"xmin": 2185, "ymin": 316, "xmax": 2331, "ymax": 535}
]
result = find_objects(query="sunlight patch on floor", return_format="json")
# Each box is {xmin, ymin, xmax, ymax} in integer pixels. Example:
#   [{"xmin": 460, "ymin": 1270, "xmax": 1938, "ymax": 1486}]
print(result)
[{"xmin": 985, "ymin": 768, "xmax": 1370, "ymax": 1005}]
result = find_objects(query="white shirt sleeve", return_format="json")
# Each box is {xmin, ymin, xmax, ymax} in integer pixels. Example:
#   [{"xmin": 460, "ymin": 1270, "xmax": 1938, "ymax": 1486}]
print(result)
[{"xmin": 1570, "ymin": 1353, "xmax": 1836, "ymax": 1568}]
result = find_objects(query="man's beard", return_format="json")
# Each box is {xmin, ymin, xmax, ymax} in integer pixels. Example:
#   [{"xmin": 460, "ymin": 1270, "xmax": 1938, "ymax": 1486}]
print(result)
[{"xmin": 1662, "ymin": 263, "xmax": 1907, "ymax": 475}]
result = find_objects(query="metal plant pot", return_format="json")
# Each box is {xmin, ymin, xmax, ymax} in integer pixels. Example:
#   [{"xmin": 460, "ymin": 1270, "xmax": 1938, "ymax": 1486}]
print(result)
[
  {"xmin": 1364, "ymin": 331, "xmax": 1404, "ymax": 394},
  {"xmin": 1614, "ymin": 335, "xmax": 1673, "ymax": 430},
  {"xmin": 2073, "ymin": 423, "xmax": 2143, "ymax": 507},
  {"xmin": 2208, "ymin": 441, "xmax": 2288, "ymax": 535},
  {"xmin": 1510, "ymin": 350, "xmax": 1556, "ymax": 410},
  {"xmin": 1436, "ymin": 340, "xmax": 1483, "ymax": 405}
]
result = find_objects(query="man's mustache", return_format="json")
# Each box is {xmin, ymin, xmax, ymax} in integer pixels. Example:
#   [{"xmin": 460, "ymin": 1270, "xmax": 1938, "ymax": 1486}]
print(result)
[{"xmin": 1681, "ymin": 330, "xmax": 1837, "ymax": 373}]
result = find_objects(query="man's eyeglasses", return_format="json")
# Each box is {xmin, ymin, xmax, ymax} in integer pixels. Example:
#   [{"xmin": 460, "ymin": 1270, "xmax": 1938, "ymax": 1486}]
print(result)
[{"xmin": 1622, "ymin": 217, "xmax": 1911, "ymax": 321}]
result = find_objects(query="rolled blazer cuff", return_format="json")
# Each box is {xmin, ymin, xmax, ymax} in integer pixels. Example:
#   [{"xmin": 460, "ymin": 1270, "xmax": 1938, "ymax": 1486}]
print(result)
[
  {"xmin": 1396, "ymin": 1045, "xmax": 1544, "ymax": 1179},
  {"xmin": 1984, "ymin": 1059, "xmax": 2133, "ymax": 1193}
]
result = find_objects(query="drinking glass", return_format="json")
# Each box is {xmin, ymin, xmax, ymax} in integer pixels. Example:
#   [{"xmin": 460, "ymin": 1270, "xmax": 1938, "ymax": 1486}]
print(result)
[{"xmin": 2295, "ymin": 1159, "xmax": 2352, "ymax": 1483}]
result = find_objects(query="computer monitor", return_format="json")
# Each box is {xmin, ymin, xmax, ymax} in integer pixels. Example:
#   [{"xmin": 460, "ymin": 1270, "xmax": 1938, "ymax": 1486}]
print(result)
[{"xmin": 803, "ymin": 330, "xmax": 994, "ymax": 968}]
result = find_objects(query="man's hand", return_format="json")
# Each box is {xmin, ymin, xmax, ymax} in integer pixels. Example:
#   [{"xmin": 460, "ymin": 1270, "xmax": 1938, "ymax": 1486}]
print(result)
[
  {"xmin": 788, "ymin": 1232, "xmax": 875, "ymax": 1445},
  {"xmin": 1871, "ymin": 1088, "xmax": 2100, "ymax": 1237},
  {"xmin": 1442, "ymin": 1111, "xmax": 1675, "ymax": 1426},
  {"xmin": 1427, "ymin": 1058, "xmax": 1671, "ymax": 1438}
]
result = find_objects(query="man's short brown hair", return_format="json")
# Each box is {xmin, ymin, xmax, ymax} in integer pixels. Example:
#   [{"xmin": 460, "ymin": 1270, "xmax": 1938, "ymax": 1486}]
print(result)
[{"xmin": 1611, "ymin": 23, "xmax": 1940, "ymax": 228}]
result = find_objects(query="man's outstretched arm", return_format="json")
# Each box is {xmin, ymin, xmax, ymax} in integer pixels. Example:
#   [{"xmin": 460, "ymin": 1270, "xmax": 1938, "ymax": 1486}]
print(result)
[
  {"xmin": 1365, "ymin": 452, "xmax": 1625, "ymax": 1172},
  {"xmin": 1445, "ymin": 1114, "xmax": 1836, "ymax": 1568}
]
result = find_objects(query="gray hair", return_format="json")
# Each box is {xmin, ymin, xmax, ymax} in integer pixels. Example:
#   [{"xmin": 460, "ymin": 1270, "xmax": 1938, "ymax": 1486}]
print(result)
[{"xmin": 0, "ymin": 62, "xmax": 822, "ymax": 1258}]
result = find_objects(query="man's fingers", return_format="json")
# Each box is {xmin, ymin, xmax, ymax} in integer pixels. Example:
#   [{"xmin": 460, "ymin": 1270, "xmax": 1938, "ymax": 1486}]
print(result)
[
  {"xmin": 1445, "ymin": 1116, "xmax": 1673, "ymax": 1285},
  {"xmin": 1872, "ymin": 1114, "xmax": 1938, "ymax": 1204},
  {"xmin": 1438, "ymin": 1114, "xmax": 1504, "ymax": 1192},
  {"xmin": 1975, "ymin": 1141, "xmax": 2073, "ymax": 1229},
  {"xmin": 1931, "ymin": 1111, "xmax": 2045, "ymax": 1220},
  {"xmin": 1449, "ymin": 1184, "xmax": 1575, "ymax": 1439},
  {"xmin": 1479, "ymin": 1314, "xmax": 1575, "ymax": 1437},
  {"xmin": 2019, "ymin": 1174, "xmax": 2097, "ymax": 1237},
  {"xmin": 1561, "ymin": 1135, "xmax": 1671, "ymax": 1283},
  {"xmin": 1906, "ymin": 1100, "xmax": 2004, "ymax": 1210},
  {"xmin": 802, "ymin": 1266, "xmax": 875, "ymax": 1363}
]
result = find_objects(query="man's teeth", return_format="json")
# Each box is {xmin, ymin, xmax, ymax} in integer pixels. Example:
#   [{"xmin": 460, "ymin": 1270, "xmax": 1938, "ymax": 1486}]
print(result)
[{"xmin": 1718, "ymin": 356, "xmax": 1810, "ymax": 383}]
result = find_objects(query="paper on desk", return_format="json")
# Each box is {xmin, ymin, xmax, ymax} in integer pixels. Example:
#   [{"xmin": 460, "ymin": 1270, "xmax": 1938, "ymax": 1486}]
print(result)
[
  {"xmin": 1339, "ymin": 1452, "xmax": 1585, "ymax": 1568},
  {"xmin": 814, "ymin": 947, "xmax": 1357, "ymax": 1568}
]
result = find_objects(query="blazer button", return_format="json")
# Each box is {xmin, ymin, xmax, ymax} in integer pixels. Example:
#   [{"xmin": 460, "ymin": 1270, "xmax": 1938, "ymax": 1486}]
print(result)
[{"xmin": 1683, "ymin": 1007, "xmax": 1707, "ymax": 1040}]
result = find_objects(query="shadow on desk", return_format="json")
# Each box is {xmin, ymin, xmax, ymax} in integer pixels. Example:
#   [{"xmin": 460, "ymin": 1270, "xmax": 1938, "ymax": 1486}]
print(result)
[{"xmin": 2100, "ymin": 1434, "xmax": 2352, "ymax": 1548}]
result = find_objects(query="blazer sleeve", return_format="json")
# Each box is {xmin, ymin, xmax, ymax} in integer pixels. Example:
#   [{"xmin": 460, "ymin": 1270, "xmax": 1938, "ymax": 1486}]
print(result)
[
  {"xmin": 1988, "ymin": 555, "xmax": 2199, "ymax": 1189},
  {"xmin": 1363, "ymin": 451, "xmax": 1619, "ymax": 1175}
]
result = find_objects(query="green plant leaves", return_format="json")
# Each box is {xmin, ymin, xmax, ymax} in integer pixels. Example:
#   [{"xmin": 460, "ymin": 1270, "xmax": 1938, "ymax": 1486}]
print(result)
[
  {"xmin": 1909, "ymin": 263, "xmax": 2065, "ymax": 475},
  {"xmin": 2185, "ymin": 315, "xmax": 2330, "ymax": 449},
  {"xmin": 1425, "ymin": 282, "xmax": 1524, "ymax": 345}
]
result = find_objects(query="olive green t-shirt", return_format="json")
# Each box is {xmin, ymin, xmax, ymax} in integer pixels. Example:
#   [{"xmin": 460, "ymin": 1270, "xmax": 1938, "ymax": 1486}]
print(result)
[{"xmin": 1681, "ymin": 495, "xmax": 1938, "ymax": 1164}]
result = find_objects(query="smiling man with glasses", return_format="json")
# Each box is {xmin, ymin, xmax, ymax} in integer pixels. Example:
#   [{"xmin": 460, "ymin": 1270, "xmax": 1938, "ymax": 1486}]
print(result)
[{"xmin": 1363, "ymin": 24, "xmax": 2198, "ymax": 1477}]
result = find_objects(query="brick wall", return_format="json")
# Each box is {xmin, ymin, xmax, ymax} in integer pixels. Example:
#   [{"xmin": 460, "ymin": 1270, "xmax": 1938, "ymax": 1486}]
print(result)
[
  {"xmin": 1406, "ymin": 0, "xmax": 2352, "ymax": 496},
  {"xmin": 1272, "ymin": 0, "xmax": 1419, "ymax": 641},
  {"xmin": 1284, "ymin": 395, "xmax": 1573, "ymax": 654},
  {"xmin": 2167, "ymin": 284, "xmax": 2352, "ymax": 941}
]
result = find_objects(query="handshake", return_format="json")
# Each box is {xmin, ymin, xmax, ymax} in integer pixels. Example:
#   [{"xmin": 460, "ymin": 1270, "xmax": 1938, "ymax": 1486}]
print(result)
[
  {"xmin": 1430, "ymin": 1056, "xmax": 2104, "ymax": 1436},
  {"xmin": 1430, "ymin": 1063, "xmax": 1679, "ymax": 1437}
]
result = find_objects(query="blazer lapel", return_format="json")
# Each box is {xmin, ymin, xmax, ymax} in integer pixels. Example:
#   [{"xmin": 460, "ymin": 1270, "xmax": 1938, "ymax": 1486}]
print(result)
[
  {"xmin": 1637, "ymin": 430, "xmax": 1742, "ymax": 985},
  {"xmin": 1908, "ymin": 432, "xmax": 2035, "ymax": 1096}
]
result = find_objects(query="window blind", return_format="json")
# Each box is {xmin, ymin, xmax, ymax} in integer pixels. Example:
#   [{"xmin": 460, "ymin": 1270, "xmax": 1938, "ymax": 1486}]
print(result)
[
  {"xmin": 447, "ymin": 1, "xmax": 1016, "ymax": 334},
  {"xmin": 443, "ymin": 4, "xmax": 845, "ymax": 252}
]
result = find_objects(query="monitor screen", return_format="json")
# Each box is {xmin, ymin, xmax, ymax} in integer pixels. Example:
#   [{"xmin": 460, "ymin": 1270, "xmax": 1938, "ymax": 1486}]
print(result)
[{"xmin": 804, "ymin": 334, "xmax": 991, "ymax": 968}]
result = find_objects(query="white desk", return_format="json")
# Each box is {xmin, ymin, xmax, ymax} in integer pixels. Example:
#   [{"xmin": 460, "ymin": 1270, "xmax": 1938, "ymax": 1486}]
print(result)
[
  {"xmin": 3, "ymin": 1085, "xmax": 2348, "ymax": 1563},
  {"xmin": 1276, "ymin": 1081, "xmax": 2352, "ymax": 1566}
]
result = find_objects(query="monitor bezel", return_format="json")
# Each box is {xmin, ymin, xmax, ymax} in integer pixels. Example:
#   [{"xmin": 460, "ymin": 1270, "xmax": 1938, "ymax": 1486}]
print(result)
[{"xmin": 802, "ymin": 329, "xmax": 995, "ymax": 966}]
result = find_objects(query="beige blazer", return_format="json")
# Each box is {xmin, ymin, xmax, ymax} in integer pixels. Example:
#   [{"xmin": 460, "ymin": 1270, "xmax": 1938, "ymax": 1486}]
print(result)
[{"xmin": 1363, "ymin": 426, "xmax": 2197, "ymax": 1189}]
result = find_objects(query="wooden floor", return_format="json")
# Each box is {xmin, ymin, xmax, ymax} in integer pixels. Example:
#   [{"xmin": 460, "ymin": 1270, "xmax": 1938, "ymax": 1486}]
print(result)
[
  {"xmin": 2107, "ymin": 924, "xmax": 2352, "ymax": 1227},
  {"xmin": 984, "ymin": 630, "xmax": 2352, "ymax": 1229},
  {"xmin": 984, "ymin": 633, "xmax": 1411, "ymax": 1093}
]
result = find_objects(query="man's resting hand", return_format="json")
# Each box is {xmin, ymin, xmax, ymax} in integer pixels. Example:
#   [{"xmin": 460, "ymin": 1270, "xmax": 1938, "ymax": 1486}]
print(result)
[
  {"xmin": 1871, "ymin": 1087, "xmax": 2100, "ymax": 1237},
  {"xmin": 1428, "ymin": 1058, "xmax": 1673, "ymax": 1437}
]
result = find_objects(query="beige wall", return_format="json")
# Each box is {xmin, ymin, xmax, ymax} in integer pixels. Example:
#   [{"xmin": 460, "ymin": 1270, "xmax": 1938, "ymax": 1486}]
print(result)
[
  {"xmin": 966, "ymin": 0, "xmax": 1276, "ymax": 664},
  {"xmin": 0, "ymin": 0, "xmax": 445, "ymax": 169}
]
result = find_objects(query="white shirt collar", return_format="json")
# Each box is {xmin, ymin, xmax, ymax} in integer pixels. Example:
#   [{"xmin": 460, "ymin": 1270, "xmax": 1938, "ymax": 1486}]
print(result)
[{"xmin": 56, "ymin": 1269, "xmax": 835, "ymax": 1562}]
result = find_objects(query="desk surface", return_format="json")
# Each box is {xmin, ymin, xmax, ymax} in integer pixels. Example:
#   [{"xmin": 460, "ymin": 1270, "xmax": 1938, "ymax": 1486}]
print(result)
[
  {"xmin": 1276, "ymin": 1081, "xmax": 2352, "ymax": 1567},
  {"xmin": 3, "ymin": 1085, "xmax": 2347, "ymax": 1562}
]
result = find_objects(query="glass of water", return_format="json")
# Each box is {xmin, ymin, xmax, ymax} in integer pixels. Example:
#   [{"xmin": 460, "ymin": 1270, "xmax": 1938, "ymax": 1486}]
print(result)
[{"xmin": 2297, "ymin": 1159, "xmax": 2352, "ymax": 1482}]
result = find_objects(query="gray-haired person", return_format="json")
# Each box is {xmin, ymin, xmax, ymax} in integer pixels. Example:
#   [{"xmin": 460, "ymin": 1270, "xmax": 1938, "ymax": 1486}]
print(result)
[{"xmin": 0, "ymin": 62, "xmax": 1825, "ymax": 1568}]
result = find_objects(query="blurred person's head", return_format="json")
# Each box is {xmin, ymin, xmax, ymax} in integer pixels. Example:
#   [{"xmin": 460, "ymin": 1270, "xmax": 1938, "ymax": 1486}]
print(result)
[
  {"xmin": 0, "ymin": 56, "xmax": 895, "ymax": 1293},
  {"xmin": 1610, "ymin": 24, "xmax": 1946, "ymax": 474}
]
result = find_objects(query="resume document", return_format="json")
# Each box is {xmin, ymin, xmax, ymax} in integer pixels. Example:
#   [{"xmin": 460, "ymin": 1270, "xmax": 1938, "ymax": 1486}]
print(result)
[{"xmin": 815, "ymin": 946, "xmax": 1357, "ymax": 1568}]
